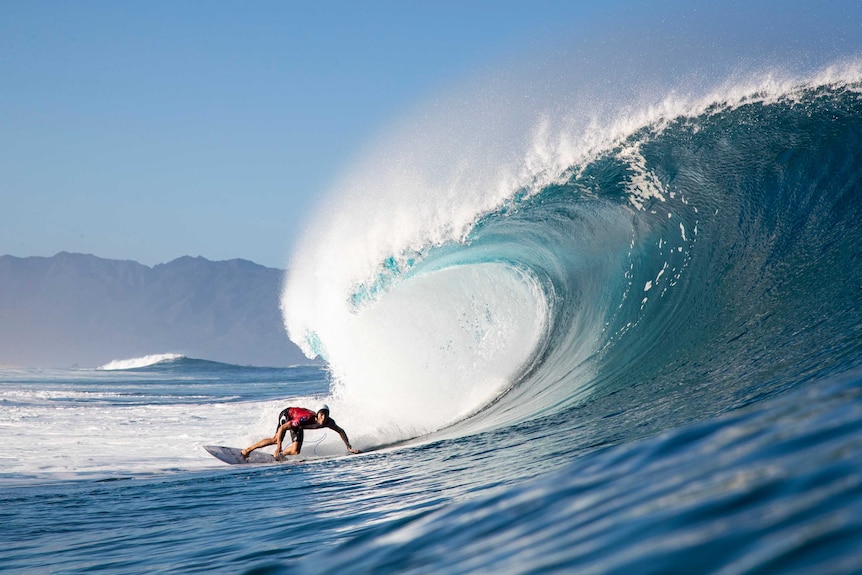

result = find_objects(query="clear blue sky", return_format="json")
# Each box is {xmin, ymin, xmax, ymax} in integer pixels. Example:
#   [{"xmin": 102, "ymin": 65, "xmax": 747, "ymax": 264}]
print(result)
[{"xmin": 2, "ymin": 1, "xmax": 859, "ymax": 268}]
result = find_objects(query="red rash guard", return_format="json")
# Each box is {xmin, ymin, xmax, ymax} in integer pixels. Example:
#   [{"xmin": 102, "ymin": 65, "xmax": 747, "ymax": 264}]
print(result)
[{"xmin": 278, "ymin": 407, "xmax": 316, "ymax": 430}]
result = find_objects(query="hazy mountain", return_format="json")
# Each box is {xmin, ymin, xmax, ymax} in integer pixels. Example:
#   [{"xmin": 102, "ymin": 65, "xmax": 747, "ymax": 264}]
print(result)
[{"xmin": 0, "ymin": 252, "xmax": 311, "ymax": 368}]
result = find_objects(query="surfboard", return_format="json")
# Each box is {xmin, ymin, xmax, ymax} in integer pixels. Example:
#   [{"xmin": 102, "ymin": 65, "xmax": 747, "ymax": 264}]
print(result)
[
  {"xmin": 203, "ymin": 445, "xmax": 277, "ymax": 465},
  {"xmin": 204, "ymin": 437, "xmax": 408, "ymax": 466}
]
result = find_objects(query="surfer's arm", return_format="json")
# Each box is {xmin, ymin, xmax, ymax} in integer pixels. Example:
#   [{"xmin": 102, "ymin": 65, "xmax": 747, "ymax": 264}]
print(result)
[
  {"xmin": 274, "ymin": 422, "xmax": 292, "ymax": 455},
  {"xmin": 329, "ymin": 422, "xmax": 359, "ymax": 454}
]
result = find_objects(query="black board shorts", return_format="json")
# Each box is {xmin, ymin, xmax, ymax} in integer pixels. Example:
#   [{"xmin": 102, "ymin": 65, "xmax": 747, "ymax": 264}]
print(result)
[
  {"xmin": 275, "ymin": 422, "xmax": 303, "ymax": 443},
  {"xmin": 276, "ymin": 409, "xmax": 303, "ymax": 443}
]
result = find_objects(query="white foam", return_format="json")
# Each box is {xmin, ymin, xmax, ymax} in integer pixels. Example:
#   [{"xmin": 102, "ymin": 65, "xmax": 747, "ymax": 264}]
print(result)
[
  {"xmin": 326, "ymin": 263, "xmax": 548, "ymax": 439},
  {"xmin": 0, "ymin": 382, "xmax": 354, "ymax": 480}
]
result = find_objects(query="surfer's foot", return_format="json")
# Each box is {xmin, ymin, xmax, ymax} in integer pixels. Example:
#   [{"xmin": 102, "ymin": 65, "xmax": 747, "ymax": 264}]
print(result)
[{"xmin": 240, "ymin": 450, "xmax": 249, "ymax": 459}]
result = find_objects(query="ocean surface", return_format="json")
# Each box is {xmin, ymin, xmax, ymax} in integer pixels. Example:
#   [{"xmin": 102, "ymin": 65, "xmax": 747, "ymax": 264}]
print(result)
[{"xmin": 4, "ymin": 67, "xmax": 862, "ymax": 573}]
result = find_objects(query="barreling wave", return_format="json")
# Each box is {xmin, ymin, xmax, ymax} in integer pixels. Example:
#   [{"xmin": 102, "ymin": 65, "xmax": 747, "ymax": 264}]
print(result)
[{"xmin": 282, "ymin": 63, "xmax": 862, "ymax": 443}]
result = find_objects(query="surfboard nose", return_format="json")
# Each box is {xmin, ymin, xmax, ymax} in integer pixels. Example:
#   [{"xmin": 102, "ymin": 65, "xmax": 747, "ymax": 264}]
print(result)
[{"xmin": 204, "ymin": 445, "xmax": 275, "ymax": 465}]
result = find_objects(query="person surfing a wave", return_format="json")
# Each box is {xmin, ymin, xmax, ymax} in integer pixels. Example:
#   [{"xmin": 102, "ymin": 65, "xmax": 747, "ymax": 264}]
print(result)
[{"xmin": 241, "ymin": 404, "xmax": 359, "ymax": 460}]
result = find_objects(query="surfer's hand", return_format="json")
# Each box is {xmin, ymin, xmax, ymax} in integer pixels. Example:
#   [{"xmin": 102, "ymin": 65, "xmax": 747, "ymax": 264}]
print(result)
[{"xmin": 348, "ymin": 447, "xmax": 360, "ymax": 454}]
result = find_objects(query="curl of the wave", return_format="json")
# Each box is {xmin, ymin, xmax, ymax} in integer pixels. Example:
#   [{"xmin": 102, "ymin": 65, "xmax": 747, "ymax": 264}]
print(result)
[
  {"xmin": 282, "ymin": 53, "xmax": 862, "ymax": 443},
  {"xmin": 97, "ymin": 353, "xmax": 185, "ymax": 371}
]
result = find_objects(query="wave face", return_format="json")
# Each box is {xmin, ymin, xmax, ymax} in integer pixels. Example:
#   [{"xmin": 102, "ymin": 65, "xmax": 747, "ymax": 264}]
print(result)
[{"xmin": 282, "ymin": 66, "xmax": 862, "ymax": 443}]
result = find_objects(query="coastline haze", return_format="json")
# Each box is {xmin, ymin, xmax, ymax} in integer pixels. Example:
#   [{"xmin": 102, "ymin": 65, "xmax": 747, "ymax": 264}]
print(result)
[{"xmin": 0, "ymin": 252, "xmax": 307, "ymax": 368}]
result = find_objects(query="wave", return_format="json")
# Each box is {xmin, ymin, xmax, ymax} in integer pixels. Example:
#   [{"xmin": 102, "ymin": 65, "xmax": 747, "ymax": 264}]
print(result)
[
  {"xmin": 97, "ymin": 353, "xmax": 186, "ymax": 371},
  {"xmin": 282, "ymin": 63, "xmax": 862, "ymax": 443},
  {"xmin": 96, "ymin": 354, "xmax": 272, "ymax": 372}
]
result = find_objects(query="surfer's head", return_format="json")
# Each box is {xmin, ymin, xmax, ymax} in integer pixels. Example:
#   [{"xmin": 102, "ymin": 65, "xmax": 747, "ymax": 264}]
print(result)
[{"xmin": 315, "ymin": 403, "xmax": 330, "ymax": 423}]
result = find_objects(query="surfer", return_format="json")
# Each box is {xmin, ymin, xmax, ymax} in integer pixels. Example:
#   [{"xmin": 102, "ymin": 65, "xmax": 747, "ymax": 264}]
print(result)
[{"xmin": 241, "ymin": 404, "xmax": 359, "ymax": 460}]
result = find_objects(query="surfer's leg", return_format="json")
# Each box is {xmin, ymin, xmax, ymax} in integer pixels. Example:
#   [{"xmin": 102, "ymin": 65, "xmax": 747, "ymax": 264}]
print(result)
[
  {"xmin": 241, "ymin": 436, "xmax": 276, "ymax": 458},
  {"xmin": 279, "ymin": 429, "xmax": 304, "ymax": 457}
]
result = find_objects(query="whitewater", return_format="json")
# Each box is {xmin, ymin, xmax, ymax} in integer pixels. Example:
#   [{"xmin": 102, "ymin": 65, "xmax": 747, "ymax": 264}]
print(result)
[{"xmin": 4, "ymin": 33, "xmax": 862, "ymax": 575}]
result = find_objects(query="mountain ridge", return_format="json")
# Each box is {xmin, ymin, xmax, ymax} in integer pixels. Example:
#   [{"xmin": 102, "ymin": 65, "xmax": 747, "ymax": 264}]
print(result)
[{"xmin": 0, "ymin": 252, "xmax": 309, "ymax": 368}]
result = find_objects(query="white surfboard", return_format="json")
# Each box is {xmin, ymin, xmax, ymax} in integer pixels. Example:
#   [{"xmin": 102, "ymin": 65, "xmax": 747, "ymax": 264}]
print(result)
[{"xmin": 203, "ymin": 445, "xmax": 277, "ymax": 465}]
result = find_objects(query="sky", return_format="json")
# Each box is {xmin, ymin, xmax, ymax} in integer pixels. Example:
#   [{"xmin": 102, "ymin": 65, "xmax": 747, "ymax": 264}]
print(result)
[{"xmin": 2, "ymin": 1, "xmax": 860, "ymax": 269}]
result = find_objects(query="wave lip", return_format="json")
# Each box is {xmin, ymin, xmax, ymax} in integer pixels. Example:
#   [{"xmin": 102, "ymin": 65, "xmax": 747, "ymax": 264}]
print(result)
[{"xmin": 97, "ymin": 353, "xmax": 185, "ymax": 371}]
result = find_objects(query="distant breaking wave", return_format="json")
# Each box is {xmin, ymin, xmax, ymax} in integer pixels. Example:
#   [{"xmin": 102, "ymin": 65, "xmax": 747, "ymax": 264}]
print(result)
[
  {"xmin": 96, "ymin": 354, "xmax": 288, "ymax": 372},
  {"xmin": 97, "ymin": 353, "xmax": 185, "ymax": 371}
]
